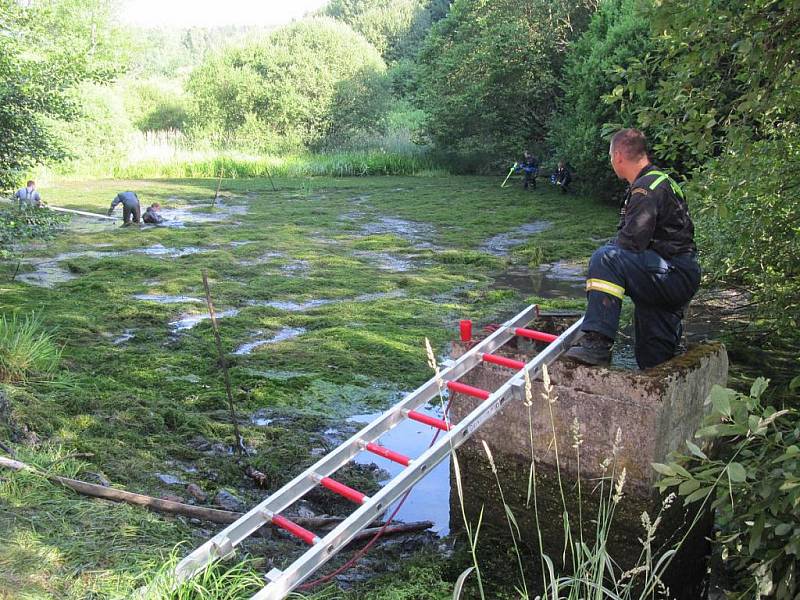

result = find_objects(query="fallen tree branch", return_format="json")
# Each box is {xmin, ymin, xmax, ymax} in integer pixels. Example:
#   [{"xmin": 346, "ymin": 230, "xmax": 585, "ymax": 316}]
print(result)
[
  {"xmin": 0, "ymin": 456, "xmax": 339, "ymax": 528},
  {"xmin": 349, "ymin": 520, "xmax": 434, "ymax": 544},
  {"xmin": 0, "ymin": 457, "xmax": 433, "ymax": 541}
]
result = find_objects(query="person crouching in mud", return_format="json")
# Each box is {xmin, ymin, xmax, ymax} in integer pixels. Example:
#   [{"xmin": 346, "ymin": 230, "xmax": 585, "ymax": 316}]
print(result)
[{"xmin": 108, "ymin": 191, "xmax": 142, "ymax": 226}]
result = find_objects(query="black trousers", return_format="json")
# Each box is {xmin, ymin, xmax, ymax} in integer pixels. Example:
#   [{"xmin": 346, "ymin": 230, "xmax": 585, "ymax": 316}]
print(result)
[
  {"xmin": 582, "ymin": 244, "xmax": 701, "ymax": 369},
  {"xmin": 523, "ymin": 170, "xmax": 537, "ymax": 189}
]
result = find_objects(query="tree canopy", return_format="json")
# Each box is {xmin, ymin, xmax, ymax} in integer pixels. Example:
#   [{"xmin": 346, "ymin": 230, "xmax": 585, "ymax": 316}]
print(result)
[
  {"xmin": 415, "ymin": 0, "xmax": 594, "ymax": 171},
  {"xmin": 0, "ymin": 0, "xmax": 127, "ymax": 188}
]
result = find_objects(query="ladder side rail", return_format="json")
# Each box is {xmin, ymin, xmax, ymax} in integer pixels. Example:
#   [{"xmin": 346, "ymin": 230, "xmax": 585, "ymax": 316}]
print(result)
[
  {"xmin": 252, "ymin": 317, "xmax": 584, "ymax": 599},
  {"xmin": 168, "ymin": 305, "xmax": 542, "ymax": 586}
]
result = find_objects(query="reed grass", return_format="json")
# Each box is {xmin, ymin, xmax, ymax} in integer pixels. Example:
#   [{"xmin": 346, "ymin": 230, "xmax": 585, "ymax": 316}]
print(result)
[
  {"xmin": 47, "ymin": 129, "xmax": 446, "ymax": 180},
  {"xmin": 0, "ymin": 312, "xmax": 61, "ymax": 383}
]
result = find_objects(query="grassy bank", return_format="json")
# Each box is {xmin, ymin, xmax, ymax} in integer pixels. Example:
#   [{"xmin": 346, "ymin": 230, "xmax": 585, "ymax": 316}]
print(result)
[{"xmin": 0, "ymin": 175, "xmax": 616, "ymax": 598}]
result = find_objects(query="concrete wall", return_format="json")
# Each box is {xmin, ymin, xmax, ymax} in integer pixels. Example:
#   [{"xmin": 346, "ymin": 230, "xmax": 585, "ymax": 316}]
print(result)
[
  {"xmin": 447, "ymin": 325, "xmax": 727, "ymax": 599},
  {"xmin": 450, "ymin": 339, "xmax": 728, "ymax": 495}
]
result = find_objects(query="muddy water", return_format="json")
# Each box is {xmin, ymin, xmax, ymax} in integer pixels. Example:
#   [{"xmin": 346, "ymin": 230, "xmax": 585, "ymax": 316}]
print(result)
[
  {"xmin": 480, "ymin": 221, "xmax": 552, "ymax": 256},
  {"xmin": 157, "ymin": 201, "xmax": 248, "ymax": 227},
  {"xmin": 492, "ymin": 260, "xmax": 587, "ymax": 299},
  {"xmin": 350, "ymin": 404, "xmax": 452, "ymax": 535}
]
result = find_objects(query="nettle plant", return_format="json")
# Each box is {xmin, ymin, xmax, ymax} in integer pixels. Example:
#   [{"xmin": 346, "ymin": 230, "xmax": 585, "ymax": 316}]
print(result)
[{"xmin": 653, "ymin": 378, "xmax": 800, "ymax": 599}]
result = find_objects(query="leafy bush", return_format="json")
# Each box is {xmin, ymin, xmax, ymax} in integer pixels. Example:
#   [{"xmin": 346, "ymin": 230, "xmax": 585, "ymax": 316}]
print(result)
[
  {"xmin": 0, "ymin": 207, "xmax": 68, "ymax": 249},
  {"xmin": 186, "ymin": 18, "xmax": 391, "ymax": 151},
  {"xmin": 653, "ymin": 379, "xmax": 800, "ymax": 599},
  {"xmin": 123, "ymin": 78, "xmax": 190, "ymax": 132},
  {"xmin": 547, "ymin": 0, "xmax": 651, "ymax": 196},
  {"xmin": 415, "ymin": 0, "xmax": 594, "ymax": 172},
  {"xmin": 688, "ymin": 124, "xmax": 800, "ymax": 335},
  {"xmin": 0, "ymin": 313, "xmax": 61, "ymax": 384}
]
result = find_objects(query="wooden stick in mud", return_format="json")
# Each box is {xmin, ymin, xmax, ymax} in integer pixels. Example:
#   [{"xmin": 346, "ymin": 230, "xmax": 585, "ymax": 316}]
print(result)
[
  {"xmin": 350, "ymin": 520, "xmax": 433, "ymax": 543},
  {"xmin": 212, "ymin": 171, "xmax": 223, "ymax": 208},
  {"xmin": 0, "ymin": 455, "xmax": 340, "ymax": 528},
  {"xmin": 9, "ymin": 259, "xmax": 21, "ymax": 282},
  {"xmin": 0, "ymin": 457, "xmax": 433, "ymax": 539},
  {"xmin": 266, "ymin": 166, "xmax": 277, "ymax": 191},
  {"xmin": 202, "ymin": 270, "xmax": 245, "ymax": 456}
]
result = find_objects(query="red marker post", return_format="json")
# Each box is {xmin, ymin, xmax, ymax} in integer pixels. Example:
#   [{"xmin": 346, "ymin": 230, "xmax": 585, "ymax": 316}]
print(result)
[{"xmin": 459, "ymin": 319, "xmax": 472, "ymax": 342}]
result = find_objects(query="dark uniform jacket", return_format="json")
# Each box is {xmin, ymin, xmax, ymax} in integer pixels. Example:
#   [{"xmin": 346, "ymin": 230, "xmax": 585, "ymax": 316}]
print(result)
[{"xmin": 616, "ymin": 164, "xmax": 695, "ymax": 259}]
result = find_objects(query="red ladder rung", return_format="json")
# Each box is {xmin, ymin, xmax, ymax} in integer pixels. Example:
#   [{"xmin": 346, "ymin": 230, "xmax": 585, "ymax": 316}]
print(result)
[
  {"xmin": 365, "ymin": 442, "xmax": 411, "ymax": 466},
  {"xmin": 514, "ymin": 327, "xmax": 558, "ymax": 343},
  {"xmin": 319, "ymin": 476, "xmax": 367, "ymax": 504},
  {"xmin": 271, "ymin": 514, "xmax": 320, "ymax": 545},
  {"xmin": 482, "ymin": 353, "xmax": 526, "ymax": 370},
  {"xmin": 407, "ymin": 410, "xmax": 451, "ymax": 431},
  {"xmin": 447, "ymin": 380, "xmax": 491, "ymax": 400}
]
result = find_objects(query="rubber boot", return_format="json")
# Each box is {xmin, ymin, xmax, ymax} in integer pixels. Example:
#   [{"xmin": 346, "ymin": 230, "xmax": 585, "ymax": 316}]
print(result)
[{"xmin": 564, "ymin": 331, "xmax": 613, "ymax": 366}]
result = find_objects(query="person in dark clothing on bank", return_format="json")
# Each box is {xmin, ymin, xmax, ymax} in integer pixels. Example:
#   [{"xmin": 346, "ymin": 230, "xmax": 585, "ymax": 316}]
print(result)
[
  {"xmin": 564, "ymin": 128, "xmax": 700, "ymax": 369},
  {"xmin": 108, "ymin": 191, "xmax": 142, "ymax": 225},
  {"xmin": 553, "ymin": 161, "xmax": 572, "ymax": 193},
  {"xmin": 518, "ymin": 150, "xmax": 539, "ymax": 190}
]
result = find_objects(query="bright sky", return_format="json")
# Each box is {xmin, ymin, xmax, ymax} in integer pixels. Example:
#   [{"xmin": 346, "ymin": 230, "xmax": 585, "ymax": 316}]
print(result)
[{"xmin": 119, "ymin": 0, "xmax": 330, "ymax": 28}]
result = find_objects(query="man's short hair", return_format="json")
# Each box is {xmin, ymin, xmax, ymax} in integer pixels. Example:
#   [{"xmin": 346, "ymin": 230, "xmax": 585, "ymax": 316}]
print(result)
[
  {"xmin": 26, "ymin": 180, "xmax": 35, "ymax": 186},
  {"xmin": 611, "ymin": 129, "xmax": 648, "ymax": 161}
]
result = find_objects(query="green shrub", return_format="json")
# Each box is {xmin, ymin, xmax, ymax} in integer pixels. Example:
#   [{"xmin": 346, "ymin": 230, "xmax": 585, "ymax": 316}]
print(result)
[
  {"xmin": 0, "ymin": 313, "xmax": 61, "ymax": 384},
  {"xmin": 0, "ymin": 206, "xmax": 68, "ymax": 251},
  {"xmin": 653, "ymin": 379, "xmax": 800, "ymax": 599},
  {"xmin": 547, "ymin": 0, "xmax": 652, "ymax": 196},
  {"xmin": 415, "ymin": 0, "xmax": 593, "ymax": 172},
  {"xmin": 186, "ymin": 18, "xmax": 391, "ymax": 151}
]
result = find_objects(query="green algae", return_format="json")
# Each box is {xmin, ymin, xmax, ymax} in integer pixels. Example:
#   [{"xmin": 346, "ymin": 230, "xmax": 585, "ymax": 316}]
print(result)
[{"xmin": 0, "ymin": 175, "xmax": 616, "ymax": 598}]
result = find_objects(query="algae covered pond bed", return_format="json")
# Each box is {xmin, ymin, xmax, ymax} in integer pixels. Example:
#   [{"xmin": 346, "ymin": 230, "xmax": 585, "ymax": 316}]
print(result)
[{"xmin": 0, "ymin": 175, "xmax": 616, "ymax": 598}]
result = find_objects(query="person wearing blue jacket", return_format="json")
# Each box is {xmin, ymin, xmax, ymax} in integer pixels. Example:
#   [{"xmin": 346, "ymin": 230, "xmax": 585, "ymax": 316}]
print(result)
[
  {"xmin": 108, "ymin": 191, "xmax": 141, "ymax": 225},
  {"xmin": 518, "ymin": 151, "xmax": 539, "ymax": 190}
]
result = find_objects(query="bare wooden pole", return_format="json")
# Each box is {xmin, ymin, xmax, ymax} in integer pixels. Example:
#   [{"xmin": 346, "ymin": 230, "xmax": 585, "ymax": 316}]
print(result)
[
  {"xmin": 9, "ymin": 259, "xmax": 21, "ymax": 282},
  {"xmin": 202, "ymin": 270, "xmax": 244, "ymax": 456},
  {"xmin": 0, "ymin": 457, "xmax": 434, "ymax": 538},
  {"xmin": 0, "ymin": 456, "xmax": 341, "ymax": 528},
  {"xmin": 212, "ymin": 170, "xmax": 223, "ymax": 208},
  {"xmin": 265, "ymin": 166, "xmax": 277, "ymax": 192}
]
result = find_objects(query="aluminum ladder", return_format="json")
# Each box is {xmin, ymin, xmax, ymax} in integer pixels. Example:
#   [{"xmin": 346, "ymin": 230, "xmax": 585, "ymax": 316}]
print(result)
[{"xmin": 150, "ymin": 304, "xmax": 583, "ymax": 599}]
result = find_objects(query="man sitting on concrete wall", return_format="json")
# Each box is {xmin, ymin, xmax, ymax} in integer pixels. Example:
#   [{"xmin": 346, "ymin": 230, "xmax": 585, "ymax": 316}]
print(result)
[{"xmin": 565, "ymin": 128, "xmax": 700, "ymax": 369}]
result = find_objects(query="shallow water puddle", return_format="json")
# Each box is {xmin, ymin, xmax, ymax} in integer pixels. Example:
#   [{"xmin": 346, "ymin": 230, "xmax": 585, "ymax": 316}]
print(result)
[
  {"xmin": 480, "ymin": 221, "xmax": 553, "ymax": 256},
  {"xmin": 158, "ymin": 201, "xmax": 248, "ymax": 227},
  {"xmin": 169, "ymin": 308, "xmax": 240, "ymax": 332},
  {"xmin": 353, "ymin": 251, "xmax": 413, "ymax": 272},
  {"xmin": 351, "ymin": 404, "xmax": 451, "ymax": 534},
  {"xmin": 18, "ymin": 245, "xmax": 209, "ymax": 287},
  {"xmin": 248, "ymin": 299, "xmax": 333, "ymax": 311},
  {"xmin": 133, "ymin": 293, "xmax": 203, "ymax": 304},
  {"xmin": 111, "ymin": 330, "xmax": 135, "ymax": 345},
  {"xmin": 361, "ymin": 216, "xmax": 435, "ymax": 239},
  {"xmin": 492, "ymin": 260, "xmax": 587, "ymax": 299},
  {"xmin": 233, "ymin": 327, "xmax": 306, "ymax": 355}
]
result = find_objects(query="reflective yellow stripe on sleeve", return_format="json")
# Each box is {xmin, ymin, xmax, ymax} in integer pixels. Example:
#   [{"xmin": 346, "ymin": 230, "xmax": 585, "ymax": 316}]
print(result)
[{"xmin": 586, "ymin": 278, "xmax": 625, "ymax": 300}]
